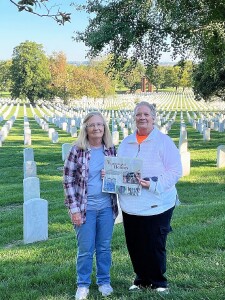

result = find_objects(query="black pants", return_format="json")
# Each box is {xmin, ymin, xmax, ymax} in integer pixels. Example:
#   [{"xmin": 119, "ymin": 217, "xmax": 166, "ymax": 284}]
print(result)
[{"xmin": 122, "ymin": 207, "xmax": 174, "ymax": 288}]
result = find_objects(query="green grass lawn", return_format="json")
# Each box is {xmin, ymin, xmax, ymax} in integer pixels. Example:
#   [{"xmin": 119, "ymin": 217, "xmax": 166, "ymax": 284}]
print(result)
[{"xmin": 0, "ymin": 104, "xmax": 225, "ymax": 300}]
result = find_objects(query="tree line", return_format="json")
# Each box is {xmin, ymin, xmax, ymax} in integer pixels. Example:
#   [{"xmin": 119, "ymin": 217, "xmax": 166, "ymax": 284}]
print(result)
[{"xmin": 0, "ymin": 41, "xmax": 193, "ymax": 104}]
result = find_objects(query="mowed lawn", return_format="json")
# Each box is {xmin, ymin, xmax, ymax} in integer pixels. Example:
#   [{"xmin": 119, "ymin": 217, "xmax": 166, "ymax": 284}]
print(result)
[{"xmin": 0, "ymin": 104, "xmax": 225, "ymax": 300}]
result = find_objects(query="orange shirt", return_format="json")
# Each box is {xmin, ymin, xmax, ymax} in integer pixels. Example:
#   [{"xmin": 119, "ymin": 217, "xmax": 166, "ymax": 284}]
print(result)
[{"xmin": 136, "ymin": 133, "xmax": 148, "ymax": 144}]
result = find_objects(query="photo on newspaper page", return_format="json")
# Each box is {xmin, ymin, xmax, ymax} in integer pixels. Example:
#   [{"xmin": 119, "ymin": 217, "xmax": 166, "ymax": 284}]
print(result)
[{"xmin": 102, "ymin": 156, "xmax": 143, "ymax": 196}]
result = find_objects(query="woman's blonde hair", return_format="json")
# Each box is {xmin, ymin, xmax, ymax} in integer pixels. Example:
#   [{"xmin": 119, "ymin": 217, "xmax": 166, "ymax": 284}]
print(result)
[
  {"xmin": 134, "ymin": 101, "xmax": 156, "ymax": 120},
  {"xmin": 75, "ymin": 111, "xmax": 114, "ymax": 149}
]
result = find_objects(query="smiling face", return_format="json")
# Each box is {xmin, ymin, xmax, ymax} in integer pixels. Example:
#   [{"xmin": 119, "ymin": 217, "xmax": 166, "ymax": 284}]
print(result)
[
  {"xmin": 86, "ymin": 115, "xmax": 105, "ymax": 145},
  {"xmin": 135, "ymin": 105, "xmax": 155, "ymax": 135}
]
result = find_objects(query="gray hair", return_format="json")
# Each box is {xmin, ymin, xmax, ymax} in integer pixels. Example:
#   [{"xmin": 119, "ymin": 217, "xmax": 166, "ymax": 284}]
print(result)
[
  {"xmin": 134, "ymin": 101, "xmax": 156, "ymax": 120},
  {"xmin": 75, "ymin": 111, "xmax": 113, "ymax": 149}
]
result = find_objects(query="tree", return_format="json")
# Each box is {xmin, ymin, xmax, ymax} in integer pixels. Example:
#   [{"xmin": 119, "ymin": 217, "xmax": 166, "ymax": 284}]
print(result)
[
  {"xmin": 146, "ymin": 65, "xmax": 165, "ymax": 92},
  {"xmin": 118, "ymin": 60, "xmax": 145, "ymax": 92},
  {"xmin": 0, "ymin": 60, "xmax": 12, "ymax": 94},
  {"xmin": 10, "ymin": 41, "xmax": 51, "ymax": 104},
  {"xmin": 68, "ymin": 65, "xmax": 115, "ymax": 99},
  {"xmin": 48, "ymin": 51, "xmax": 70, "ymax": 103},
  {"xmin": 193, "ymin": 59, "xmax": 225, "ymax": 101},
  {"xmin": 178, "ymin": 61, "xmax": 193, "ymax": 91}
]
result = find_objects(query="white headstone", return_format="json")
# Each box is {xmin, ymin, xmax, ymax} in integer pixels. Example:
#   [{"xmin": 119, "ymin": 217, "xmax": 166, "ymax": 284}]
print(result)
[
  {"xmin": 181, "ymin": 151, "xmax": 191, "ymax": 176},
  {"xmin": 24, "ymin": 161, "xmax": 37, "ymax": 178},
  {"xmin": 24, "ymin": 130, "xmax": 31, "ymax": 145},
  {"xmin": 48, "ymin": 128, "xmax": 55, "ymax": 139},
  {"xmin": 52, "ymin": 132, "xmax": 59, "ymax": 143},
  {"xmin": 62, "ymin": 122, "xmax": 68, "ymax": 131},
  {"xmin": 203, "ymin": 128, "xmax": 210, "ymax": 141},
  {"xmin": 23, "ymin": 148, "xmax": 34, "ymax": 162},
  {"xmin": 62, "ymin": 143, "xmax": 72, "ymax": 161},
  {"xmin": 122, "ymin": 127, "xmax": 128, "ymax": 138},
  {"xmin": 23, "ymin": 177, "xmax": 40, "ymax": 202},
  {"xmin": 70, "ymin": 126, "xmax": 77, "ymax": 138},
  {"xmin": 112, "ymin": 131, "xmax": 119, "ymax": 145},
  {"xmin": 23, "ymin": 198, "xmax": 48, "ymax": 244},
  {"xmin": 217, "ymin": 145, "xmax": 225, "ymax": 168}
]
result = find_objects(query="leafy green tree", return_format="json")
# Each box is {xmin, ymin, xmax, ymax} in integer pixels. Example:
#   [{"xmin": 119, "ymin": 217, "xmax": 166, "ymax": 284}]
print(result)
[
  {"xmin": 0, "ymin": 60, "xmax": 12, "ymax": 94},
  {"xmin": 118, "ymin": 60, "xmax": 145, "ymax": 92},
  {"xmin": 178, "ymin": 61, "xmax": 193, "ymax": 91},
  {"xmin": 162, "ymin": 66, "xmax": 178, "ymax": 90},
  {"xmin": 193, "ymin": 59, "xmax": 225, "ymax": 101},
  {"xmin": 146, "ymin": 65, "xmax": 165, "ymax": 92},
  {"xmin": 10, "ymin": 41, "xmax": 51, "ymax": 104}
]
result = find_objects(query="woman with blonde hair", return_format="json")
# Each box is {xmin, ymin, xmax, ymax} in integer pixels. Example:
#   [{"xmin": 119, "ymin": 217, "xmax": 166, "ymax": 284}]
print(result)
[{"xmin": 63, "ymin": 111, "xmax": 118, "ymax": 300}]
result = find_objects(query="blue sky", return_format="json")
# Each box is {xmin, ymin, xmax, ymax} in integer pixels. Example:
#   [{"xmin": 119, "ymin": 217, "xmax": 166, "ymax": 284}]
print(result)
[
  {"xmin": 0, "ymin": 0, "xmax": 89, "ymax": 61},
  {"xmin": 0, "ymin": 0, "xmax": 174, "ymax": 62}
]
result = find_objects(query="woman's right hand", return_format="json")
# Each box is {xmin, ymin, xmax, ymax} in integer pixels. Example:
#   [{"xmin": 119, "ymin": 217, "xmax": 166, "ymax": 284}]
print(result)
[{"xmin": 70, "ymin": 212, "xmax": 83, "ymax": 226}]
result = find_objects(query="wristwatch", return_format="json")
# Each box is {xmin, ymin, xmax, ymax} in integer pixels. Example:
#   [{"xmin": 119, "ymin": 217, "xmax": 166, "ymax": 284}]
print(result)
[{"xmin": 151, "ymin": 176, "xmax": 158, "ymax": 182}]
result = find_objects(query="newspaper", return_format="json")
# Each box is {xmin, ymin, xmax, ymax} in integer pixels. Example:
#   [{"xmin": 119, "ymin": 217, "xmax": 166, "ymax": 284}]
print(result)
[{"xmin": 102, "ymin": 156, "xmax": 143, "ymax": 196}]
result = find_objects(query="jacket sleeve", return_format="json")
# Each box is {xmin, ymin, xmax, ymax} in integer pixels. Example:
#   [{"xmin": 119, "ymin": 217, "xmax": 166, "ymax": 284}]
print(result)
[
  {"xmin": 63, "ymin": 147, "xmax": 81, "ymax": 213},
  {"xmin": 149, "ymin": 136, "xmax": 182, "ymax": 194}
]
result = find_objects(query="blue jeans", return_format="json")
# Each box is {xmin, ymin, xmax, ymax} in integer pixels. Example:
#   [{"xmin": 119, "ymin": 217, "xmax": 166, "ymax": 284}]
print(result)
[{"xmin": 74, "ymin": 207, "xmax": 114, "ymax": 287}]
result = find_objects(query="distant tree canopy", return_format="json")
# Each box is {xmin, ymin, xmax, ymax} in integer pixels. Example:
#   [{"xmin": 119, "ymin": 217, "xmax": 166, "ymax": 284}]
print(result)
[
  {"xmin": 0, "ymin": 60, "xmax": 12, "ymax": 93},
  {"xmin": 7, "ymin": 0, "xmax": 225, "ymax": 100},
  {"xmin": 10, "ymin": 41, "xmax": 51, "ymax": 104},
  {"xmin": 5, "ymin": 41, "xmax": 116, "ymax": 104},
  {"xmin": 146, "ymin": 61, "xmax": 193, "ymax": 92}
]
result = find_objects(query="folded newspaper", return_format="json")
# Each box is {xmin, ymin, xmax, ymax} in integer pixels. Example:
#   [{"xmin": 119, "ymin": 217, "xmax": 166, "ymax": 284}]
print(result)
[{"xmin": 102, "ymin": 156, "xmax": 143, "ymax": 196}]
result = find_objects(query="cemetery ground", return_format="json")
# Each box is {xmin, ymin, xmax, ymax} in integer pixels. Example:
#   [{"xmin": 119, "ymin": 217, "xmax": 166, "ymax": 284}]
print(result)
[{"xmin": 0, "ymin": 103, "xmax": 225, "ymax": 300}]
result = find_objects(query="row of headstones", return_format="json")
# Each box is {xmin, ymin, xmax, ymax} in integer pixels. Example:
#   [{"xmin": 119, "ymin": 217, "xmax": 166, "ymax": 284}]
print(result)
[
  {"xmin": 61, "ymin": 92, "xmax": 203, "ymax": 112},
  {"xmin": 0, "ymin": 104, "xmax": 19, "ymax": 147},
  {"xmin": 23, "ymin": 147, "xmax": 48, "ymax": 244},
  {"xmin": 0, "ymin": 103, "xmax": 8, "ymax": 120},
  {"xmin": 179, "ymin": 119, "xmax": 225, "ymax": 173},
  {"xmin": 37, "ymin": 101, "xmax": 178, "ymax": 141},
  {"xmin": 0, "ymin": 103, "xmax": 14, "ymax": 120},
  {"xmin": 35, "ymin": 104, "xmax": 79, "ymax": 139},
  {"xmin": 29, "ymin": 104, "xmax": 59, "ymax": 143},
  {"xmin": 39, "ymin": 102, "xmax": 179, "ymax": 147},
  {"xmin": 188, "ymin": 111, "xmax": 225, "ymax": 141},
  {"xmin": 35, "ymin": 93, "xmax": 225, "ymax": 115},
  {"xmin": 187, "ymin": 111, "xmax": 225, "ymax": 136}
]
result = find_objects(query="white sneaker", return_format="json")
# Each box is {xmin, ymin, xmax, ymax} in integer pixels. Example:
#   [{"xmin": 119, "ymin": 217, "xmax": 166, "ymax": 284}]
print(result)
[
  {"xmin": 98, "ymin": 284, "xmax": 113, "ymax": 296},
  {"xmin": 155, "ymin": 287, "xmax": 169, "ymax": 294},
  {"xmin": 75, "ymin": 287, "xmax": 89, "ymax": 300},
  {"xmin": 129, "ymin": 284, "xmax": 141, "ymax": 291}
]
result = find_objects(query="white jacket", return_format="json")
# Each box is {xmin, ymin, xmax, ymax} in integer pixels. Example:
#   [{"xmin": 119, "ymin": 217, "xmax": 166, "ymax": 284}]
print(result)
[{"xmin": 117, "ymin": 127, "xmax": 182, "ymax": 216}]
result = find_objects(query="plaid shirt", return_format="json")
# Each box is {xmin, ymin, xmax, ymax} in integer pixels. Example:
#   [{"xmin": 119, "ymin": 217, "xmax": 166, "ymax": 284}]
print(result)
[{"xmin": 63, "ymin": 144, "xmax": 118, "ymax": 223}]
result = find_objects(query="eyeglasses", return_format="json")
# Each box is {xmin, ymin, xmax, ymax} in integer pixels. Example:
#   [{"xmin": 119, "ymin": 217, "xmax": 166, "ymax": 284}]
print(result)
[{"xmin": 86, "ymin": 122, "xmax": 105, "ymax": 128}]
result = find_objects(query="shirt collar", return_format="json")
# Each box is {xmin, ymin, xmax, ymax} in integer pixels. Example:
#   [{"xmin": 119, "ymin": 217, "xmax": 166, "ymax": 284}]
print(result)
[{"xmin": 128, "ymin": 126, "xmax": 158, "ymax": 143}]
